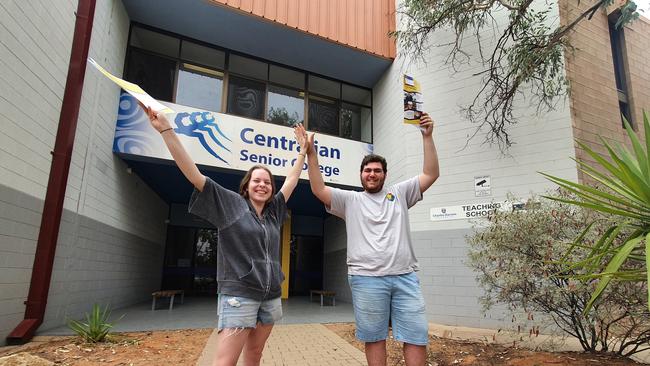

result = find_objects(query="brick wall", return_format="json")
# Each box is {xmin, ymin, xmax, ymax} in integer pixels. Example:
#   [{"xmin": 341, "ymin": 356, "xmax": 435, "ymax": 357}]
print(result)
[{"xmin": 561, "ymin": 0, "xmax": 650, "ymax": 182}]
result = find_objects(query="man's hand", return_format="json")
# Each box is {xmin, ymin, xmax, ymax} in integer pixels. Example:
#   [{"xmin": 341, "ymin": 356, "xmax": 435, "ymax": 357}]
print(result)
[
  {"xmin": 293, "ymin": 123, "xmax": 310, "ymax": 155},
  {"xmin": 419, "ymin": 112, "xmax": 434, "ymax": 137},
  {"xmin": 306, "ymin": 131, "xmax": 316, "ymax": 155}
]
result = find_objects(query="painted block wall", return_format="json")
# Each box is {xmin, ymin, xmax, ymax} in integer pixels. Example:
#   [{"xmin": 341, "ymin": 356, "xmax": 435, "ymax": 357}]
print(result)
[
  {"xmin": 0, "ymin": 0, "xmax": 169, "ymax": 343},
  {"xmin": 341, "ymin": 1, "xmax": 580, "ymax": 329}
]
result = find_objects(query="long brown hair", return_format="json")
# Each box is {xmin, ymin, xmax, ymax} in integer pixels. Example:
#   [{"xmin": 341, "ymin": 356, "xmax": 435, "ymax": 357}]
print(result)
[{"xmin": 239, "ymin": 165, "xmax": 276, "ymax": 205}]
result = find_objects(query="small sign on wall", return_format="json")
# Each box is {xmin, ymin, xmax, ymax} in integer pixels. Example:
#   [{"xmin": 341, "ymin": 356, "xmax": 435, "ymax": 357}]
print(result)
[
  {"xmin": 474, "ymin": 175, "xmax": 491, "ymax": 197},
  {"xmin": 430, "ymin": 202, "xmax": 503, "ymax": 221}
]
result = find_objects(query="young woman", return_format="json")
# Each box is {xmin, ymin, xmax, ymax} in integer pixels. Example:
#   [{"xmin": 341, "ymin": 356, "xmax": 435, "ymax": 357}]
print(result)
[{"xmin": 142, "ymin": 106, "xmax": 309, "ymax": 366}]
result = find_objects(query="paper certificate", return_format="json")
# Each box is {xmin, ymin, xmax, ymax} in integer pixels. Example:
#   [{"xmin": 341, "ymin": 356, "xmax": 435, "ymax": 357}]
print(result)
[
  {"xmin": 87, "ymin": 58, "xmax": 174, "ymax": 114},
  {"xmin": 403, "ymin": 74, "xmax": 423, "ymax": 125}
]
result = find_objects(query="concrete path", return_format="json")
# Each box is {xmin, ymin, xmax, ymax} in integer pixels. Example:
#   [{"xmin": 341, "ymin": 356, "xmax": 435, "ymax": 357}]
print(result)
[{"xmin": 196, "ymin": 324, "xmax": 366, "ymax": 366}]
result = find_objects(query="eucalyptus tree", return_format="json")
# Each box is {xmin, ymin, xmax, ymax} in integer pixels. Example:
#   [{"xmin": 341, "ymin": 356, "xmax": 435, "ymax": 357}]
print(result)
[{"xmin": 392, "ymin": 0, "xmax": 639, "ymax": 147}]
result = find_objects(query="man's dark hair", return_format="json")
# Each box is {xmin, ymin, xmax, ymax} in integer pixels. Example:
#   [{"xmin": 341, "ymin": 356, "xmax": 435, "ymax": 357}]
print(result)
[{"xmin": 360, "ymin": 154, "xmax": 387, "ymax": 173}]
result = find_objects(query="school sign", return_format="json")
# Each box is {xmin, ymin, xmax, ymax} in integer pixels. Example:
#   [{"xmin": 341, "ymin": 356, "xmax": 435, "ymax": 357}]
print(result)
[{"xmin": 113, "ymin": 93, "xmax": 372, "ymax": 187}]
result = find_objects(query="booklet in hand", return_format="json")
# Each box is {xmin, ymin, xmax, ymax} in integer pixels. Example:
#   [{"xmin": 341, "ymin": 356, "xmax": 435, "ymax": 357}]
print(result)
[{"xmin": 403, "ymin": 74, "xmax": 423, "ymax": 125}]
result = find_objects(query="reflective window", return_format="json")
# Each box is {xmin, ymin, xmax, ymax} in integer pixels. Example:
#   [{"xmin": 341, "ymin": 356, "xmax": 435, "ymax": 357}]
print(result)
[
  {"xmin": 308, "ymin": 96, "xmax": 339, "ymax": 136},
  {"xmin": 227, "ymin": 76, "xmax": 266, "ymax": 120},
  {"xmin": 125, "ymin": 26, "xmax": 373, "ymax": 142},
  {"xmin": 181, "ymin": 41, "xmax": 225, "ymax": 69},
  {"xmin": 125, "ymin": 49, "xmax": 176, "ymax": 101},
  {"xmin": 229, "ymin": 54, "xmax": 268, "ymax": 80},
  {"xmin": 342, "ymin": 84, "xmax": 371, "ymax": 106},
  {"xmin": 267, "ymin": 86, "xmax": 304, "ymax": 127},
  {"xmin": 341, "ymin": 103, "xmax": 372, "ymax": 143},
  {"xmin": 130, "ymin": 26, "xmax": 180, "ymax": 57},
  {"xmin": 176, "ymin": 65, "xmax": 223, "ymax": 112},
  {"xmin": 309, "ymin": 75, "xmax": 340, "ymax": 99},
  {"xmin": 270, "ymin": 65, "xmax": 304, "ymax": 89}
]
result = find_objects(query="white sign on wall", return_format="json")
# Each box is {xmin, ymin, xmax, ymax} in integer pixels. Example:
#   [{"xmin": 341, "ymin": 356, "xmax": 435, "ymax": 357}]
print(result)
[
  {"xmin": 113, "ymin": 93, "xmax": 373, "ymax": 187},
  {"xmin": 430, "ymin": 201, "xmax": 504, "ymax": 222},
  {"xmin": 474, "ymin": 175, "xmax": 491, "ymax": 197}
]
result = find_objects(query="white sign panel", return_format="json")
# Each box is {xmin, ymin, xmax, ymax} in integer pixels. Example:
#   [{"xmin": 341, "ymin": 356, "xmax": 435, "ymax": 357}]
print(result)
[
  {"xmin": 474, "ymin": 175, "xmax": 491, "ymax": 197},
  {"xmin": 430, "ymin": 202, "xmax": 504, "ymax": 222},
  {"xmin": 113, "ymin": 93, "xmax": 373, "ymax": 187}
]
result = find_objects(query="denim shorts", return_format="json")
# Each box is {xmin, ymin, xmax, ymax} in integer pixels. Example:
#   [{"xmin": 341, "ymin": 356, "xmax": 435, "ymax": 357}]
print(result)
[
  {"xmin": 348, "ymin": 272, "xmax": 428, "ymax": 345},
  {"xmin": 217, "ymin": 294, "xmax": 282, "ymax": 330}
]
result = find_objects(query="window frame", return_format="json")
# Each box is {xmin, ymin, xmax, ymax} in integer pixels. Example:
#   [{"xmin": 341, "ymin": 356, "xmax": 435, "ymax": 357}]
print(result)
[
  {"xmin": 124, "ymin": 23, "xmax": 374, "ymax": 143},
  {"xmin": 608, "ymin": 13, "xmax": 634, "ymax": 129}
]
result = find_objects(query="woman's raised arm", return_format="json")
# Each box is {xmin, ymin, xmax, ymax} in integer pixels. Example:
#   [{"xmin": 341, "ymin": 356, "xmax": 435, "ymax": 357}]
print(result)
[{"xmin": 143, "ymin": 106, "xmax": 206, "ymax": 191}]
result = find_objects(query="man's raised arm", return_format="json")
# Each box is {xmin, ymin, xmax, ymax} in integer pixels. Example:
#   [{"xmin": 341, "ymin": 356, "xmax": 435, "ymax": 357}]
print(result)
[
  {"xmin": 305, "ymin": 134, "xmax": 332, "ymax": 208},
  {"xmin": 418, "ymin": 112, "xmax": 440, "ymax": 193}
]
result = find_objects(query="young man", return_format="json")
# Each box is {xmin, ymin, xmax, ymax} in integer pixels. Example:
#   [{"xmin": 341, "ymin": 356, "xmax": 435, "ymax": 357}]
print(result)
[{"xmin": 306, "ymin": 113, "xmax": 439, "ymax": 366}]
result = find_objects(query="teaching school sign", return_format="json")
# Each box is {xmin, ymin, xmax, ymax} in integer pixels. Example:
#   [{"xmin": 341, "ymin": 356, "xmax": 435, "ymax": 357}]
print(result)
[{"xmin": 113, "ymin": 93, "xmax": 373, "ymax": 187}]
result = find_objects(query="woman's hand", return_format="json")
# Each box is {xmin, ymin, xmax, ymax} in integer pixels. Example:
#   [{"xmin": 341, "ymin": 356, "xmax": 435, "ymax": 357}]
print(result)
[
  {"xmin": 140, "ymin": 102, "xmax": 172, "ymax": 133},
  {"xmin": 294, "ymin": 123, "xmax": 310, "ymax": 155}
]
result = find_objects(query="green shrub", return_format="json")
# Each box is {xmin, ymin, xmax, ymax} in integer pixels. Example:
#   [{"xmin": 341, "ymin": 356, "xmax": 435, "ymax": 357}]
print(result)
[
  {"xmin": 467, "ymin": 192, "xmax": 650, "ymax": 356},
  {"xmin": 541, "ymin": 112, "xmax": 650, "ymax": 312},
  {"xmin": 67, "ymin": 304, "xmax": 121, "ymax": 343}
]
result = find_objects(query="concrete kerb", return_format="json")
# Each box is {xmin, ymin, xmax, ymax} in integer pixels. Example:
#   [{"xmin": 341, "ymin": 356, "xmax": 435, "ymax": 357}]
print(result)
[{"xmin": 428, "ymin": 323, "xmax": 650, "ymax": 364}]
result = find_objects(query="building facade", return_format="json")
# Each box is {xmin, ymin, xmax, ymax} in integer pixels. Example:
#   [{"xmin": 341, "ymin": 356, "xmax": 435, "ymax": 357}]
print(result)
[{"xmin": 1, "ymin": 0, "xmax": 648, "ymax": 345}]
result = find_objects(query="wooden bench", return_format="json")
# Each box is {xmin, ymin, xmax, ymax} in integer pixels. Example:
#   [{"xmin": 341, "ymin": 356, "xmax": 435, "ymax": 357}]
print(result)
[
  {"xmin": 151, "ymin": 290, "xmax": 184, "ymax": 311},
  {"xmin": 310, "ymin": 290, "xmax": 336, "ymax": 306}
]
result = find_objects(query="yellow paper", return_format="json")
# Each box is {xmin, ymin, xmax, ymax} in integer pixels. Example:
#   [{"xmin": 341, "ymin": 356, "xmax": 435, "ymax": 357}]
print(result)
[
  {"xmin": 87, "ymin": 58, "xmax": 174, "ymax": 113},
  {"xmin": 403, "ymin": 74, "xmax": 423, "ymax": 125}
]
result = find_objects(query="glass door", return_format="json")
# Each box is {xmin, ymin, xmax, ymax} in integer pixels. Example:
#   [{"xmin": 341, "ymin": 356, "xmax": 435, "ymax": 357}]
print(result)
[{"xmin": 161, "ymin": 226, "xmax": 218, "ymax": 296}]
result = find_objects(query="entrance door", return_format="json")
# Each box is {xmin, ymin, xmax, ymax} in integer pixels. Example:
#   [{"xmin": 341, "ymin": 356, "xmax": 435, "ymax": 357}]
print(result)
[
  {"xmin": 161, "ymin": 226, "xmax": 217, "ymax": 296},
  {"xmin": 289, "ymin": 235, "xmax": 324, "ymax": 296}
]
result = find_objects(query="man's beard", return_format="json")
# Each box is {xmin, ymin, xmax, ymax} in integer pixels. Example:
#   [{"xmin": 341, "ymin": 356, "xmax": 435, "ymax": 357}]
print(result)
[{"xmin": 362, "ymin": 179, "xmax": 384, "ymax": 193}]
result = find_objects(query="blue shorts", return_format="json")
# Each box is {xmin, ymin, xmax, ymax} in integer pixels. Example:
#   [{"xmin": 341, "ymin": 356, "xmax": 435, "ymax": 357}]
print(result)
[
  {"xmin": 217, "ymin": 294, "xmax": 282, "ymax": 330},
  {"xmin": 348, "ymin": 272, "xmax": 428, "ymax": 346}
]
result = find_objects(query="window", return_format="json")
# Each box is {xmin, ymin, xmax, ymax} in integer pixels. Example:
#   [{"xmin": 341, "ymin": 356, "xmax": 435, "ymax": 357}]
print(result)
[
  {"xmin": 267, "ymin": 85, "xmax": 304, "ymax": 126},
  {"xmin": 129, "ymin": 26, "xmax": 180, "ymax": 58},
  {"xmin": 181, "ymin": 41, "xmax": 225, "ymax": 70},
  {"xmin": 229, "ymin": 54, "xmax": 268, "ymax": 80},
  {"xmin": 176, "ymin": 64, "xmax": 223, "ymax": 112},
  {"xmin": 342, "ymin": 84, "xmax": 371, "ymax": 106},
  {"xmin": 608, "ymin": 14, "xmax": 632, "ymax": 127},
  {"xmin": 309, "ymin": 96, "xmax": 339, "ymax": 135},
  {"xmin": 227, "ymin": 76, "xmax": 266, "ymax": 120},
  {"xmin": 309, "ymin": 75, "xmax": 340, "ymax": 99},
  {"xmin": 124, "ymin": 25, "xmax": 373, "ymax": 142},
  {"xmin": 125, "ymin": 49, "xmax": 176, "ymax": 101},
  {"xmin": 341, "ymin": 103, "xmax": 372, "ymax": 143},
  {"xmin": 270, "ymin": 65, "xmax": 304, "ymax": 89}
]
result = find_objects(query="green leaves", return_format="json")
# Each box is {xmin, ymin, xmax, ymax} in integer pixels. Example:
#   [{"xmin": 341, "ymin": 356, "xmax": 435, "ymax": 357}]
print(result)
[
  {"xmin": 543, "ymin": 112, "xmax": 650, "ymax": 313},
  {"xmin": 67, "ymin": 304, "xmax": 121, "ymax": 343},
  {"xmin": 392, "ymin": 0, "xmax": 639, "ymax": 148}
]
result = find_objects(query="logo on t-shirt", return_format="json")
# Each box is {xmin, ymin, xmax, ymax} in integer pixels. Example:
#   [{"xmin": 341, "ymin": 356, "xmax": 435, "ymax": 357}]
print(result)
[{"xmin": 385, "ymin": 193, "xmax": 395, "ymax": 201}]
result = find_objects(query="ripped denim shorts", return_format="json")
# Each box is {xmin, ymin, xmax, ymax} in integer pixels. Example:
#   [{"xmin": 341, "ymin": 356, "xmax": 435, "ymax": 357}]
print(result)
[{"xmin": 217, "ymin": 294, "xmax": 282, "ymax": 330}]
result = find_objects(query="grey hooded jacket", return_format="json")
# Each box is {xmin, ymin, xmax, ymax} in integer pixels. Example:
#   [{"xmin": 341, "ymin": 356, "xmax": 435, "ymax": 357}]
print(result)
[{"xmin": 188, "ymin": 177, "xmax": 287, "ymax": 300}]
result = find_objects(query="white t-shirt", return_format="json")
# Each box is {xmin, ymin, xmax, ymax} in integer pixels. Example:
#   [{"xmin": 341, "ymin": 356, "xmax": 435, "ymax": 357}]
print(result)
[{"xmin": 327, "ymin": 176, "xmax": 423, "ymax": 276}]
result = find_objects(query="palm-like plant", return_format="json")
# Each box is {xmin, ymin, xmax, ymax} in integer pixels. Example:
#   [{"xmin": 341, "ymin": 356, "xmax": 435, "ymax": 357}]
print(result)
[
  {"xmin": 68, "ymin": 304, "xmax": 120, "ymax": 343},
  {"xmin": 540, "ymin": 112, "xmax": 650, "ymax": 313}
]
